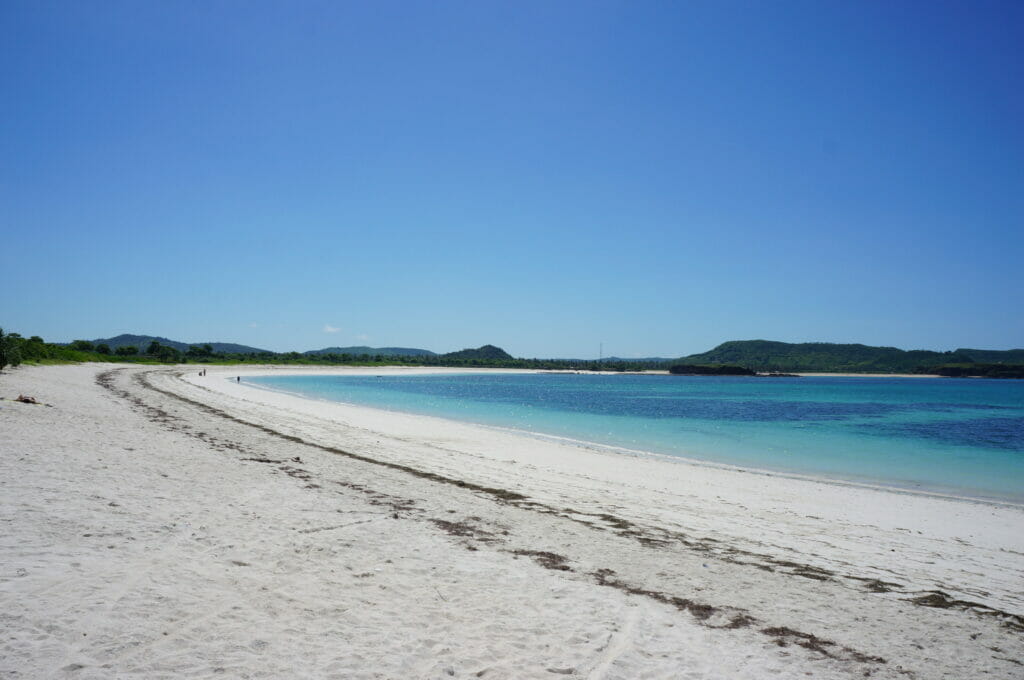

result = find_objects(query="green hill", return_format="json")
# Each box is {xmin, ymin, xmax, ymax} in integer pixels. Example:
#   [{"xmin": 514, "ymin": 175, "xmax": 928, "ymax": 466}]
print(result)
[
  {"xmin": 677, "ymin": 340, "xmax": 986, "ymax": 373},
  {"xmin": 443, "ymin": 344, "xmax": 513, "ymax": 361},
  {"xmin": 85, "ymin": 334, "xmax": 273, "ymax": 355}
]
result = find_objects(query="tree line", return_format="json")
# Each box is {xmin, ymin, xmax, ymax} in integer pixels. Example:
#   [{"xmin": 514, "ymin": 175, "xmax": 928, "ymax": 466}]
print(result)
[{"xmin": 0, "ymin": 329, "xmax": 667, "ymax": 372}]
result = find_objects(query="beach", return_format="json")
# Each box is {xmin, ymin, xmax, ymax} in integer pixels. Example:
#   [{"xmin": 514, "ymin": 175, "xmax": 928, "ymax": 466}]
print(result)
[{"xmin": 2, "ymin": 364, "xmax": 1022, "ymax": 679}]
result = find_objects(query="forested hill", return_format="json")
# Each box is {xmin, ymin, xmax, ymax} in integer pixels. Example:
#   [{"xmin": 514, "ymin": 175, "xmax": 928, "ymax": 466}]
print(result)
[
  {"xmin": 86, "ymin": 334, "xmax": 272, "ymax": 355},
  {"xmin": 443, "ymin": 345, "xmax": 513, "ymax": 360},
  {"xmin": 957, "ymin": 348, "xmax": 1024, "ymax": 363},
  {"xmin": 677, "ymin": 340, "xmax": 1022, "ymax": 373}
]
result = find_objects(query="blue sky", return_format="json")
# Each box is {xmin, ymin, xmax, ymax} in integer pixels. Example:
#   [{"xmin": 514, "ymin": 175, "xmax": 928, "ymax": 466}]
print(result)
[{"xmin": 2, "ymin": 1, "xmax": 1021, "ymax": 357}]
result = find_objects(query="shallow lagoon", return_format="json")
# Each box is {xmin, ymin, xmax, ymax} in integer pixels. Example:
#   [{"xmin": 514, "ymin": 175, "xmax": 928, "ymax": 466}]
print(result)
[{"xmin": 249, "ymin": 373, "xmax": 1024, "ymax": 503}]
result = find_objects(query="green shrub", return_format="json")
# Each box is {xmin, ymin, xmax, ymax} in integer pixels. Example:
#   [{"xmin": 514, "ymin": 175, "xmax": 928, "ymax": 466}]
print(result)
[{"xmin": 0, "ymin": 329, "xmax": 23, "ymax": 371}]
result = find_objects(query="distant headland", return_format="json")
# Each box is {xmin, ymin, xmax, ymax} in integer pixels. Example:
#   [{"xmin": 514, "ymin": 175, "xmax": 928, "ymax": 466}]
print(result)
[{"xmin": 1, "ymin": 330, "xmax": 1021, "ymax": 377}]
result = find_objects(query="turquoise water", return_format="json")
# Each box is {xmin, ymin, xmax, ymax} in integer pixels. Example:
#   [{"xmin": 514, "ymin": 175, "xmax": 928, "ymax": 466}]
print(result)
[{"xmin": 248, "ymin": 373, "xmax": 1024, "ymax": 502}]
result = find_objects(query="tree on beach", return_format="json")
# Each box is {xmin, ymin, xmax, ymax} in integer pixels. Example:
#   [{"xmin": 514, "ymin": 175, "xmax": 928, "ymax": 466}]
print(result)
[
  {"xmin": 96, "ymin": 343, "xmax": 111, "ymax": 355},
  {"xmin": 146, "ymin": 340, "xmax": 162, "ymax": 355},
  {"xmin": 0, "ymin": 328, "xmax": 23, "ymax": 371},
  {"xmin": 116, "ymin": 345, "xmax": 138, "ymax": 356},
  {"xmin": 70, "ymin": 340, "xmax": 95, "ymax": 351}
]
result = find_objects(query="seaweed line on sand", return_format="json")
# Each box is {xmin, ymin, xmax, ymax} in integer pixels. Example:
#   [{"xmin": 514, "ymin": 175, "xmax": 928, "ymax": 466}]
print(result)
[{"xmin": 98, "ymin": 368, "xmax": 1024, "ymax": 639}]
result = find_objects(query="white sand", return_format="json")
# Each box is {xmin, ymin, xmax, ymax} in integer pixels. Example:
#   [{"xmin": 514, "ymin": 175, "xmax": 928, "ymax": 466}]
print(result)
[{"xmin": 2, "ymin": 364, "xmax": 1022, "ymax": 679}]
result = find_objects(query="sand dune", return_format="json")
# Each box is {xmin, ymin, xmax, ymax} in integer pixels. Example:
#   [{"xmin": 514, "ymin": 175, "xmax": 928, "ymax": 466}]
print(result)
[{"xmin": 2, "ymin": 364, "xmax": 1021, "ymax": 679}]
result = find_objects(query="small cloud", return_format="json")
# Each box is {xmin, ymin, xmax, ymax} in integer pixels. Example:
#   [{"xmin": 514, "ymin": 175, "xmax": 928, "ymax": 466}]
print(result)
[
  {"xmin": 354, "ymin": 333, "xmax": 370, "ymax": 341},
  {"xmin": 323, "ymin": 324, "xmax": 341, "ymax": 334}
]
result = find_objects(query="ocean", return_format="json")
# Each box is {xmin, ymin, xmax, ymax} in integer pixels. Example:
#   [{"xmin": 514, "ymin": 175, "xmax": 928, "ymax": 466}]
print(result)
[{"xmin": 247, "ymin": 373, "xmax": 1024, "ymax": 503}]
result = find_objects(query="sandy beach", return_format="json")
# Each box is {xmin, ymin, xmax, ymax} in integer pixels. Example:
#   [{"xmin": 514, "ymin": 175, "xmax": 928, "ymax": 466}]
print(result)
[{"xmin": 2, "ymin": 364, "xmax": 1022, "ymax": 679}]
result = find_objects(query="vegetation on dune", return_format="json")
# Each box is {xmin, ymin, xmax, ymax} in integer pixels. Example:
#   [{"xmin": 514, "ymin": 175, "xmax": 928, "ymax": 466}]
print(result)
[
  {"xmin": 0, "ymin": 328, "xmax": 22, "ymax": 371},
  {"xmin": 2, "ymin": 330, "xmax": 108, "ymax": 368}
]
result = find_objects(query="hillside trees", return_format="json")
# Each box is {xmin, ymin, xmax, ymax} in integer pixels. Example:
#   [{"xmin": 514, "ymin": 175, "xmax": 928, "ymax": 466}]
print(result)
[
  {"xmin": 186, "ymin": 344, "xmax": 214, "ymax": 358},
  {"xmin": 156, "ymin": 345, "xmax": 182, "ymax": 363}
]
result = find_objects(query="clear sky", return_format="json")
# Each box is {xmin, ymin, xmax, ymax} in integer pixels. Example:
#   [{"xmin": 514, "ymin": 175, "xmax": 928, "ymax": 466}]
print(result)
[{"xmin": 3, "ymin": 1, "xmax": 1022, "ymax": 357}]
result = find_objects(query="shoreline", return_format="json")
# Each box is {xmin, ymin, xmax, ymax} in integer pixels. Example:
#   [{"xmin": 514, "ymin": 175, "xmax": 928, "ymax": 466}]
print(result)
[
  {"xmin": 233, "ymin": 365, "xmax": 1021, "ymax": 508},
  {"xmin": 3, "ymin": 363, "xmax": 1023, "ymax": 678},
  {"xmin": 185, "ymin": 365, "xmax": 1024, "ymax": 610}
]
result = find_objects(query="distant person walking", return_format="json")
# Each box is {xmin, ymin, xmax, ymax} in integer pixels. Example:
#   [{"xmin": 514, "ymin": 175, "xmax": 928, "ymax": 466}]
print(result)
[{"xmin": 237, "ymin": 376, "xmax": 240, "ymax": 383}]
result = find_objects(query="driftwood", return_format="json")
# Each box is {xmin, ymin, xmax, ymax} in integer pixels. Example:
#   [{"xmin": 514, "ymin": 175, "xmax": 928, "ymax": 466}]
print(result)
[{"xmin": 15, "ymin": 394, "xmax": 39, "ymax": 404}]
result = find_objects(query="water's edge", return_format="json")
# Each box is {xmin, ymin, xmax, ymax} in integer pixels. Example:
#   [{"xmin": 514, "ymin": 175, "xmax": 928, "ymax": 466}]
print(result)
[{"xmin": 240, "ymin": 375, "xmax": 1024, "ymax": 508}]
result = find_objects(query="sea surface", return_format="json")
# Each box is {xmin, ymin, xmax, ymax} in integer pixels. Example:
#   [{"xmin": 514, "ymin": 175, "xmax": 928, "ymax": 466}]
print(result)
[{"xmin": 248, "ymin": 373, "xmax": 1024, "ymax": 503}]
